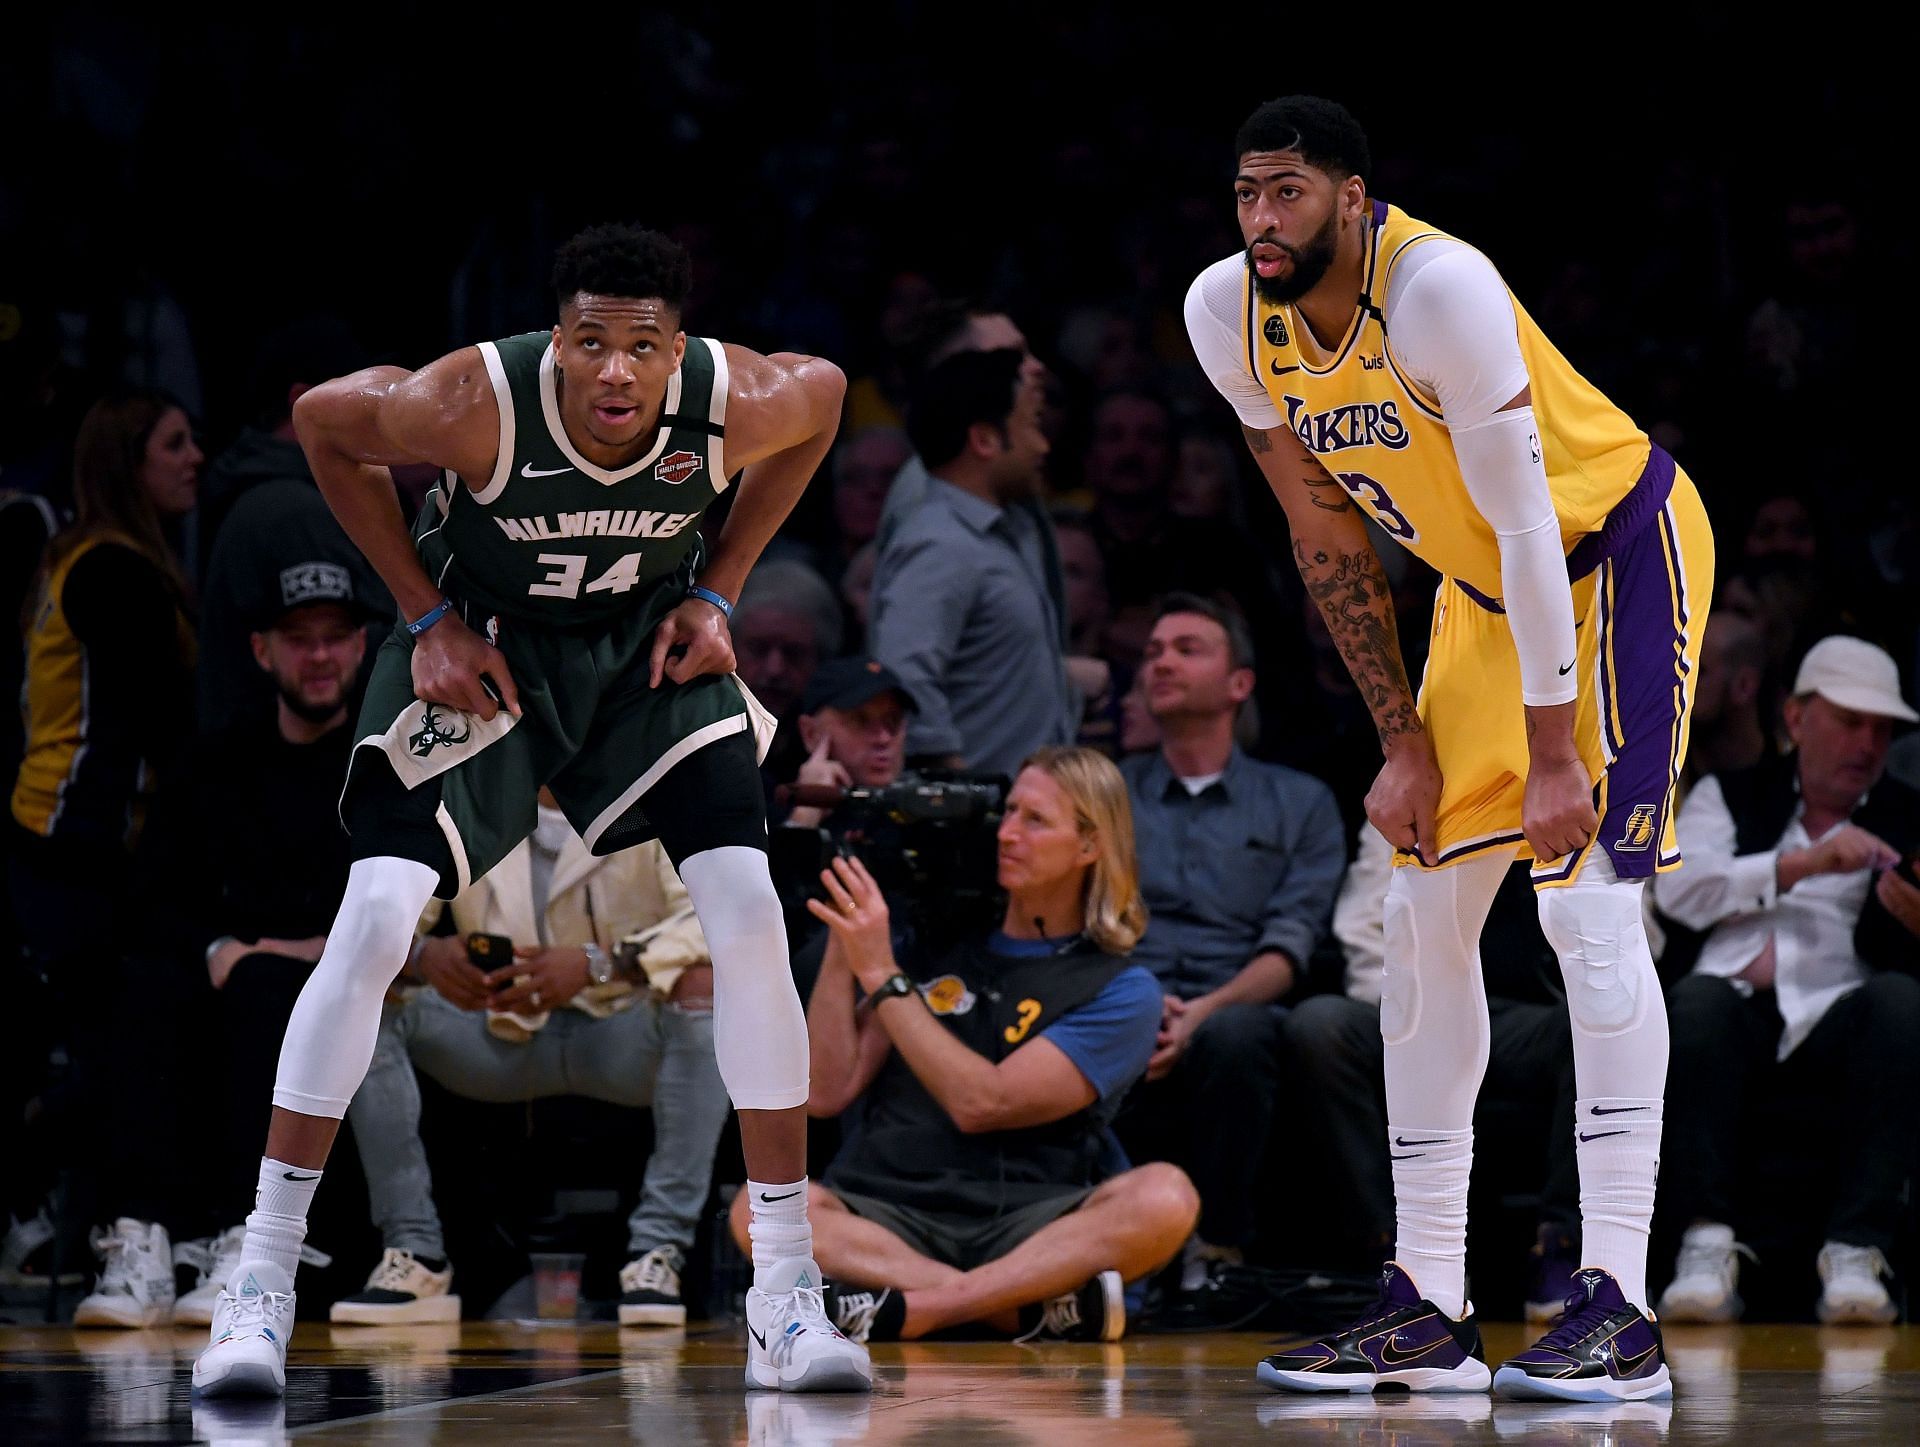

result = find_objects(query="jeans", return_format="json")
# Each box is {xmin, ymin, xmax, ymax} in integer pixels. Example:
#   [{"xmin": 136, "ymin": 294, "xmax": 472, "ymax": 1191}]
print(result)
[{"xmin": 348, "ymin": 987, "xmax": 732, "ymax": 1259}]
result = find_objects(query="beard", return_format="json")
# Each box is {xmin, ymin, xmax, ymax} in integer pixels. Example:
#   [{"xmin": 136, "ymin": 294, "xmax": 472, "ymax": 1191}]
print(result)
[
  {"xmin": 1246, "ymin": 205, "xmax": 1342, "ymax": 305},
  {"xmin": 278, "ymin": 675, "xmax": 348, "ymax": 724}
]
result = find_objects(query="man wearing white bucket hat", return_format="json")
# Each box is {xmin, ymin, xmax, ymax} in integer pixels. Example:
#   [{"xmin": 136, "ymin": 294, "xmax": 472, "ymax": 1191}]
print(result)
[{"xmin": 1655, "ymin": 635, "xmax": 1920, "ymax": 1326}]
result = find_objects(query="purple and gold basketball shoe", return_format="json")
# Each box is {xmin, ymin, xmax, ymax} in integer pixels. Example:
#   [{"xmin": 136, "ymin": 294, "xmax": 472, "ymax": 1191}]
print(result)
[
  {"xmin": 1493, "ymin": 1267, "xmax": 1672, "ymax": 1401},
  {"xmin": 1256, "ymin": 1262, "xmax": 1491, "ymax": 1393}
]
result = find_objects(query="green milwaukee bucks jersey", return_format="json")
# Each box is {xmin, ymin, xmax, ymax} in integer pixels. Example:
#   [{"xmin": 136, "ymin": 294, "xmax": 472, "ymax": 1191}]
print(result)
[{"xmin": 414, "ymin": 330, "xmax": 731, "ymax": 625}]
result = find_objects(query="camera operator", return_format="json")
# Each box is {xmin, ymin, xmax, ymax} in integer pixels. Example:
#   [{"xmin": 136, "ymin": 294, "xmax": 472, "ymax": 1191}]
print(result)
[
  {"xmin": 733, "ymin": 746, "xmax": 1197, "ymax": 1345},
  {"xmin": 782, "ymin": 656, "xmax": 916, "ymax": 832}
]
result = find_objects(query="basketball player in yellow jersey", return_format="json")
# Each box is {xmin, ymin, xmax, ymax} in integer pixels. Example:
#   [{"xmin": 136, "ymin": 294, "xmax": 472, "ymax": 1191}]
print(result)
[{"xmin": 1189, "ymin": 97, "xmax": 1708, "ymax": 1402}]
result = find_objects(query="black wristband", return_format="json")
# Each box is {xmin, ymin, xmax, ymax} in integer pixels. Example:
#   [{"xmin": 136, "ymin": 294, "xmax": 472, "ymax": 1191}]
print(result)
[{"xmin": 858, "ymin": 973, "xmax": 917, "ymax": 1013}]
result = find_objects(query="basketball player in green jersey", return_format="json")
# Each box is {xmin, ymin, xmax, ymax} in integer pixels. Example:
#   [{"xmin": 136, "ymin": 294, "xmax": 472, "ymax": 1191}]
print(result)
[{"xmin": 194, "ymin": 224, "xmax": 870, "ymax": 1397}]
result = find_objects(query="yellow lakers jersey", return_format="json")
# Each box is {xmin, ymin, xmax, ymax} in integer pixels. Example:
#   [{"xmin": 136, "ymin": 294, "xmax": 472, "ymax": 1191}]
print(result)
[
  {"xmin": 12, "ymin": 531, "xmax": 193, "ymax": 842},
  {"xmin": 1249, "ymin": 202, "xmax": 1650, "ymax": 597}
]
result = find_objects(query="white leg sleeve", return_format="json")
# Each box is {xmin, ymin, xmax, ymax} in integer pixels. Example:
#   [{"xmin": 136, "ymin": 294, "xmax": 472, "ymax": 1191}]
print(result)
[
  {"xmin": 272, "ymin": 856, "xmax": 440, "ymax": 1119},
  {"xmin": 1537, "ymin": 851, "xmax": 1667, "ymax": 1312},
  {"xmin": 675, "ymin": 846, "xmax": 809, "ymax": 1112},
  {"xmin": 1380, "ymin": 852, "xmax": 1508, "ymax": 1122},
  {"xmin": 1380, "ymin": 851, "xmax": 1509, "ymax": 1318}
]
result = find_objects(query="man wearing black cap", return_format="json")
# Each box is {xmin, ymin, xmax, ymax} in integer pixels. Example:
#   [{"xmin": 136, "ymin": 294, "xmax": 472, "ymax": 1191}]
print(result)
[
  {"xmin": 783, "ymin": 657, "xmax": 916, "ymax": 833},
  {"xmin": 142, "ymin": 568, "xmax": 375, "ymax": 1327}
]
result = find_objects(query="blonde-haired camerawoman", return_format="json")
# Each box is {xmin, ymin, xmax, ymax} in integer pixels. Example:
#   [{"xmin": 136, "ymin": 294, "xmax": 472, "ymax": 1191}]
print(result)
[{"xmin": 733, "ymin": 747, "xmax": 1194, "ymax": 1346}]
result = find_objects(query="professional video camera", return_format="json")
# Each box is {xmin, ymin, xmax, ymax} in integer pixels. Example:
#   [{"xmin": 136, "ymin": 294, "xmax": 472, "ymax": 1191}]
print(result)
[{"xmin": 772, "ymin": 771, "xmax": 1009, "ymax": 937}]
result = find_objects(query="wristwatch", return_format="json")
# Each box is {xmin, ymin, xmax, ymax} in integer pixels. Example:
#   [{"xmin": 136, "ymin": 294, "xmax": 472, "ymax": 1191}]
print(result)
[
  {"xmin": 583, "ymin": 942, "xmax": 615, "ymax": 987},
  {"xmin": 859, "ymin": 973, "xmax": 917, "ymax": 1013}
]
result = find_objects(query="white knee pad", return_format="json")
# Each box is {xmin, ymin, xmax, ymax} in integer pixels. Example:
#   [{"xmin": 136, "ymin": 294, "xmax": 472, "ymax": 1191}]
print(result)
[
  {"xmin": 274, "ymin": 856, "xmax": 440, "ymax": 1119},
  {"xmin": 1538, "ymin": 874, "xmax": 1652, "ymax": 1037},
  {"xmin": 1380, "ymin": 888, "xmax": 1421, "ymax": 1046},
  {"xmin": 676, "ymin": 846, "xmax": 809, "ymax": 1112}
]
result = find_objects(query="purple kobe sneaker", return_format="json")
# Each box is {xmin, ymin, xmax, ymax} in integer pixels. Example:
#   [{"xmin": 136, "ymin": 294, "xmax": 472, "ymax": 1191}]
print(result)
[
  {"xmin": 1494, "ymin": 1267, "xmax": 1672, "ymax": 1402},
  {"xmin": 1256, "ymin": 1262, "xmax": 1491, "ymax": 1393}
]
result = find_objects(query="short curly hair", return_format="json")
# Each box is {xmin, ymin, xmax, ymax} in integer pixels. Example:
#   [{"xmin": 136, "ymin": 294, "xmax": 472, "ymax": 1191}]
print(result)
[
  {"xmin": 552, "ymin": 223, "xmax": 693, "ymax": 312},
  {"xmin": 1235, "ymin": 96, "xmax": 1372, "ymax": 184}
]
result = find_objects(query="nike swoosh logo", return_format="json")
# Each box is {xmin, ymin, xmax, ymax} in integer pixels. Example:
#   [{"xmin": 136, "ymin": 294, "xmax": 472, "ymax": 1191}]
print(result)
[
  {"xmin": 1558, "ymin": 661, "xmax": 1575, "ymax": 676},
  {"xmin": 1378, "ymin": 1333, "xmax": 1443, "ymax": 1367},
  {"xmin": 748, "ymin": 1325, "xmax": 767, "ymax": 1350},
  {"xmin": 520, "ymin": 463, "xmax": 573, "ymax": 478},
  {"xmin": 1269, "ymin": 361, "xmax": 1300, "ymax": 377},
  {"xmin": 1589, "ymin": 1104, "xmax": 1652, "ymax": 1116},
  {"xmin": 1394, "ymin": 1136, "xmax": 1446, "ymax": 1148},
  {"xmin": 1611, "ymin": 1339, "xmax": 1660, "ymax": 1376},
  {"xmin": 759, "ymin": 1190, "xmax": 801, "ymax": 1203},
  {"xmin": 282, "ymin": 1171, "xmax": 320, "ymax": 1182},
  {"xmin": 1579, "ymin": 1129, "xmax": 1629, "ymax": 1142},
  {"xmin": 1390, "ymin": 1152, "xmax": 1426, "ymax": 1160}
]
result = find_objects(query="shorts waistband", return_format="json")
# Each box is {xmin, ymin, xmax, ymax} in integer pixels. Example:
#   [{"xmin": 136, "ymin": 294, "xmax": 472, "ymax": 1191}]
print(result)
[{"xmin": 1455, "ymin": 444, "xmax": 1676, "ymax": 615}]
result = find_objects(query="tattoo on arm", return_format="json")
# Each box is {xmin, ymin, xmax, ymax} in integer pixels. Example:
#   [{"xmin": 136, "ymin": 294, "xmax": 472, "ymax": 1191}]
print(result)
[
  {"xmin": 1291, "ymin": 535, "xmax": 1422, "ymax": 744},
  {"xmin": 1242, "ymin": 426, "xmax": 1274, "ymax": 455}
]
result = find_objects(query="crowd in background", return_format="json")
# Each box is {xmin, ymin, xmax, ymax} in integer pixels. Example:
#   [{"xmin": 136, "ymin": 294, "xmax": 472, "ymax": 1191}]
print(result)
[{"xmin": 1, "ymin": 13, "xmax": 1913, "ymax": 1333}]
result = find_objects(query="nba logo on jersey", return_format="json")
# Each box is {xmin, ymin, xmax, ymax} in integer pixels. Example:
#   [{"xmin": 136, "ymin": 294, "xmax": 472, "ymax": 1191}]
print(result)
[
  {"xmin": 655, "ymin": 450, "xmax": 703, "ymax": 485},
  {"xmin": 1616, "ymin": 804, "xmax": 1658, "ymax": 852}
]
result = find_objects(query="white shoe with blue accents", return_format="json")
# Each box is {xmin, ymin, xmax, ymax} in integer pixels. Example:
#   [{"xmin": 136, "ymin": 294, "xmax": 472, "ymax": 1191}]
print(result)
[{"xmin": 192, "ymin": 1261, "xmax": 295, "ymax": 1397}]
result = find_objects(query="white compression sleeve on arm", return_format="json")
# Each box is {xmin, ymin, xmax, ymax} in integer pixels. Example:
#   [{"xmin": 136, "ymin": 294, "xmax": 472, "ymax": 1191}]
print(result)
[
  {"xmin": 1450, "ymin": 407, "xmax": 1579, "ymax": 705},
  {"xmin": 1386, "ymin": 242, "xmax": 1578, "ymax": 705}
]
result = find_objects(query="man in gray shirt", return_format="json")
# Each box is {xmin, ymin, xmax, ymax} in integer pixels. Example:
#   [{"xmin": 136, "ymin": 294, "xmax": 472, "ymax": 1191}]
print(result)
[
  {"xmin": 869, "ymin": 349, "xmax": 1074, "ymax": 777},
  {"xmin": 1116, "ymin": 595, "xmax": 1345, "ymax": 1307}
]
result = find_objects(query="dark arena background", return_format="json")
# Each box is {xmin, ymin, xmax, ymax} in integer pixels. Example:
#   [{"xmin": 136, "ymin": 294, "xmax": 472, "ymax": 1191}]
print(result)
[{"xmin": 2, "ymin": 9, "xmax": 1914, "ymax": 1444}]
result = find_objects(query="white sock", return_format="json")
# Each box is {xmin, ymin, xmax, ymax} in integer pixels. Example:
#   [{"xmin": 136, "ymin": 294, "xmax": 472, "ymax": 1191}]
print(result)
[
  {"xmin": 1574, "ymin": 1096, "xmax": 1662, "ymax": 1312},
  {"xmin": 240, "ymin": 1158, "xmax": 321, "ymax": 1280},
  {"xmin": 746, "ymin": 1178, "xmax": 813, "ymax": 1283},
  {"xmin": 1389, "ymin": 1125, "xmax": 1473, "ymax": 1318}
]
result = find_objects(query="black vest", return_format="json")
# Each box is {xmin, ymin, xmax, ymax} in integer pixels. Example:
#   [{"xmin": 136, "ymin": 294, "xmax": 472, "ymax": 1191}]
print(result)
[
  {"xmin": 829, "ymin": 934, "xmax": 1130, "ymax": 1217},
  {"xmin": 1657, "ymin": 751, "xmax": 1920, "ymax": 978}
]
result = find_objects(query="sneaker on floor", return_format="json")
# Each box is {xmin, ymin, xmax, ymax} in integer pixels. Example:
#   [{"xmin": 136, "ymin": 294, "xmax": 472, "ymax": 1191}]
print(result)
[
  {"xmin": 821, "ymin": 1284, "xmax": 903, "ymax": 1345},
  {"xmin": 330, "ymin": 1247, "xmax": 459, "ymax": 1325},
  {"xmin": 193, "ymin": 1262, "xmax": 296, "ymax": 1397},
  {"xmin": 619, "ymin": 1244, "xmax": 687, "ymax": 1327},
  {"xmin": 73, "ymin": 1218, "xmax": 175, "ymax": 1328},
  {"xmin": 0, "ymin": 1206, "xmax": 83, "ymax": 1289},
  {"xmin": 746, "ymin": 1389, "xmax": 873, "ymax": 1446},
  {"xmin": 1525, "ymin": 1226, "xmax": 1581, "ymax": 1323},
  {"xmin": 175, "ymin": 1225, "xmax": 247, "ymax": 1328},
  {"xmin": 1157, "ymin": 1258, "xmax": 1269, "ymax": 1332},
  {"xmin": 1494, "ymin": 1267, "xmax": 1671, "ymax": 1401},
  {"xmin": 1016, "ymin": 1269, "xmax": 1126, "ymax": 1343},
  {"xmin": 1257, "ymin": 1261, "xmax": 1490, "ymax": 1393},
  {"xmin": 1817, "ymin": 1242, "xmax": 1899, "ymax": 1325},
  {"xmin": 1657, "ymin": 1222, "xmax": 1753, "ymax": 1323},
  {"xmin": 744, "ymin": 1257, "xmax": 872, "ymax": 1393}
]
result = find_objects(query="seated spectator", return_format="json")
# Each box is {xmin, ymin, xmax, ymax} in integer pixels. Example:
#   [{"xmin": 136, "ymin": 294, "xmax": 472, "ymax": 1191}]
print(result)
[
  {"xmin": 1288, "ymin": 824, "xmax": 1583, "ymax": 1321},
  {"xmin": 745, "ymin": 747, "xmax": 1195, "ymax": 1343},
  {"xmin": 1654, "ymin": 635, "xmax": 1920, "ymax": 1326},
  {"xmin": 163, "ymin": 569, "xmax": 375, "ymax": 1326},
  {"xmin": 732, "ymin": 558, "xmax": 844, "ymax": 795},
  {"xmin": 1053, "ymin": 514, "xmax": 1119, "ymax": 755},
  {"xmin": 9, "ymin": 389, "xmax": 200, "ymax": 1328},
  {"xmin": 871, "ymin": 349, "xmax": 1077, "ymax": 777},
  {"xmin": 341, "ymin": 791, "xmax": 725, "ymax": 1328},
  {"xmin": 838, "ymin": 542, "xmax": 878, "ymax": 647},
  {"xmin": 1114, "ymin": 596, "xmax": 1344, "ymax": 1313},
  {"xmin": 782, "ymin": 656, "xmax": 915, "ymax": 833},
  {"xmin": 733, "ymin": 559, "xmax": 843, "ymax": 724},
  {"xmin": 826, "ymin": 426, "xmax": 910, "ymax": 582},
  {"xmin": 1684, "ymin": 612, "xmax": 1774, "ymax": 790}
]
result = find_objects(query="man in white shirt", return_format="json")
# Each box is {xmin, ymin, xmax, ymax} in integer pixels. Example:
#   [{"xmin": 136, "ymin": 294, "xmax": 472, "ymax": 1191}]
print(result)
[{"xmin": 1654, "ymin": 635, "xmax": 1920, "ymax": 1325}]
